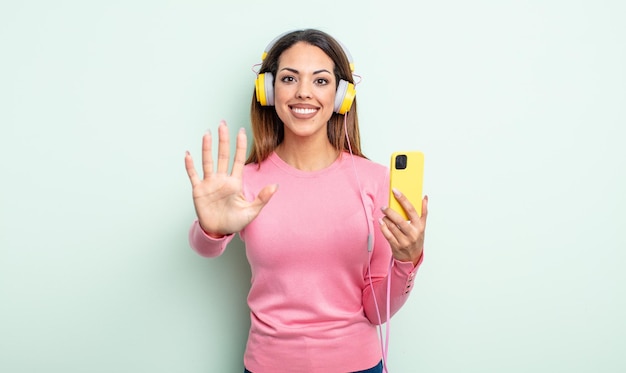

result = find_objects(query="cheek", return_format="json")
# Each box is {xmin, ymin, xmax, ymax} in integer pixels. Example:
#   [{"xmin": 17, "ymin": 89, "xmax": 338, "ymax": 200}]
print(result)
[
  {"xmin": 274, "ymin": 84, "xmax": 291, "ymax": 103},
  {"xmin": 327, "ymin": 91, "xmax": 337, "ymax": 107},
  {"xmin": 273, "ymin": 88, "xmax": 290, "ymax": 121},
  {"xmin": 322, "ymin": 85, "xmax": 337, "ymax": 104}
]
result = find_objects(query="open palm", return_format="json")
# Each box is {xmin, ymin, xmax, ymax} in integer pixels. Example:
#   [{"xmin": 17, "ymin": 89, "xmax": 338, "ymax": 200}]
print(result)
[{"xmin": 184, "ymin": 121, "xmax": 278, "ymax": 237}]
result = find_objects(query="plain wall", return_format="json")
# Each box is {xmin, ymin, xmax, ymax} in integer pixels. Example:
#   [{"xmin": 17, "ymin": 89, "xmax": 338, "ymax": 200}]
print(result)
[{"xmin": 1, "ymin": 0, "xmax": 624, "ymax": 372}]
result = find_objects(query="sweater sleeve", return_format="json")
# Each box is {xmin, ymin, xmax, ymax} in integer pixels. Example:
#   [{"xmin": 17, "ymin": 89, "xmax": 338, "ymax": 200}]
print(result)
[
  {"xmin": 362, "ymin": 256, "xmax": 423, "ymax": 325},
  {"xmin": 188, "ymin": 220, "xmax": 235, "ymax": 258},
  {"xmin": 361, "ymin": 168, "xmax": 424, "ymax": 325}
]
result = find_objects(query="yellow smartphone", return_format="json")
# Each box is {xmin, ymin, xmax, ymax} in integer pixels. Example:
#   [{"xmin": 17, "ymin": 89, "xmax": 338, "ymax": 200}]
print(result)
[{"xmin": 389, "ymin": 151, "xmax": 425, "ymax": 219}]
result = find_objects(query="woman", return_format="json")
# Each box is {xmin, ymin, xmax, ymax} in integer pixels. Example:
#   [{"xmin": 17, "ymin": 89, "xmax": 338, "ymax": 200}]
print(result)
[{"xmin": 184, "ymin": 29, "xmax": 428, "ymax": 373}]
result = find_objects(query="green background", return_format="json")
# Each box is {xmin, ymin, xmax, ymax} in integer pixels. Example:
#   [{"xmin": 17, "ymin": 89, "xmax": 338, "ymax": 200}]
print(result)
[{"xmin": 1, "ymin": 0, "xmax": 624, "ymax": 372}]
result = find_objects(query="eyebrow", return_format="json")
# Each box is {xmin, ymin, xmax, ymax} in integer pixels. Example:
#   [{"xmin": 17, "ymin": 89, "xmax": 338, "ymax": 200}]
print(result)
[{"xmin": 279, "ymin": 67, "xmax": 332, "ymax": 75}]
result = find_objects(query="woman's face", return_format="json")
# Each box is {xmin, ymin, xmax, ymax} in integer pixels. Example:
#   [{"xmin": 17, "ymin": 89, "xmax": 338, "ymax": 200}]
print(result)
[{"xmin": 273, "ymin": 42, "xmax": 336, "ymax": 142}]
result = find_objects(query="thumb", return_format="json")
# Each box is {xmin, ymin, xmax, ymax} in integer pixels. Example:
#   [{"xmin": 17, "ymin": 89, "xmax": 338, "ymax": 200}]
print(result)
[{"xmin": 253, "ymin": 183, "xmax": 279, "ymax": 207}]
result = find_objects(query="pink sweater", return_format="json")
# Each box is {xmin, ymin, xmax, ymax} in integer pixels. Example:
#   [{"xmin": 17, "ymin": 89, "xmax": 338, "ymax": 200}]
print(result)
[{"xmin": 189, "ymin": 152, "xmax": 421, "ymax": 373}]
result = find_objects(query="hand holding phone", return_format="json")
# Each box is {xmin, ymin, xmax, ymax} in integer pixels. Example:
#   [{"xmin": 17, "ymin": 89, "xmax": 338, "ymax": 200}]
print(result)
[{"xmin": 389, "ymin": 151, "xmax": 424, "ymax": 219}]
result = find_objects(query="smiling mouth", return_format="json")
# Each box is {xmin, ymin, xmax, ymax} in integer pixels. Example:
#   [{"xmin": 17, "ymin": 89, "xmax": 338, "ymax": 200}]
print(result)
[{"xmin": 291, "ymin": 107, "xmax": 318, "ymax": 115}]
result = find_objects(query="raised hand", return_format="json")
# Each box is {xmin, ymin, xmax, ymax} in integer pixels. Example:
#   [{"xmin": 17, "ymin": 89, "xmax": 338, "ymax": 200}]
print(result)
[{"xmin": 184, "ymin": 121, "xmax": 278, "ymax": 237}]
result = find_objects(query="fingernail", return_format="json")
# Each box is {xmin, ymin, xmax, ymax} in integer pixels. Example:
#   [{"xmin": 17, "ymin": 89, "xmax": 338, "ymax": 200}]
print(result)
[
  {"xmin": 392, "ymin": 188, "xmax": 402, "ymax": 197},
  {"xmin": 381, "ymin": 206, "xmax": 388, "ymax": 212}
]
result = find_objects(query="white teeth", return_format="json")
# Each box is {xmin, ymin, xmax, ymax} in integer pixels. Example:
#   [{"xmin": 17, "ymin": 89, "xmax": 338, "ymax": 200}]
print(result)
[{"xmin": 292, "ymin": 107, "xmax": 317, "ymax": 114}]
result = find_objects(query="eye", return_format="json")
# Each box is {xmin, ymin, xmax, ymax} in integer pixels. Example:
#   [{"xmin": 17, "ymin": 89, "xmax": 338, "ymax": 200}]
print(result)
[
  {"xmin": 314, "ymin": 78, "xmax": 330, "ymax": 86},
  {"xmin": 280, "ymin": 75, "xmax": 296, "ymax": 83}
]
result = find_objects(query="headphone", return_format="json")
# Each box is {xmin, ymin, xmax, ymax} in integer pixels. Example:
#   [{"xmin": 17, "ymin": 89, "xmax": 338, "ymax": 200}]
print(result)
[{"xmin": 255, "ymin": 31, "xmax": 357, "ymax": 115}]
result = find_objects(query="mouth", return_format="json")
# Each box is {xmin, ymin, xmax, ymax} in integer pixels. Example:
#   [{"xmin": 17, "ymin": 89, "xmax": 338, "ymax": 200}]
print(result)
[
  {"xmin": 292, "ymin": 107, "xmax": 318, "ymax": 114},
  {"xmin": 289, "ymin": 105, "xmax": 319, "ymax": 118}
]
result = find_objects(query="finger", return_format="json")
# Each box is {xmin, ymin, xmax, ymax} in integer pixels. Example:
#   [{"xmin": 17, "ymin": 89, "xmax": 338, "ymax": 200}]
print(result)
[
  {"xmin": 389, "ymin": 216, "xmax": 412, "ymax": 240},
  {"xmin": 392, "ymin": 188, "xmax": 421, "ymax": 221},
  {"xmin": 378, "ymin": 217, "xmax": 400, "ymax": 247},
  {"xmin": 201, "ymin": 131, "xmax": 213, "ymax": 178},
  {"xmin": 420, "ymin": 195, "xmax": 429, "ymax": 227},
  {"xmin": 255, "ymin": 184, "xmax": 279, "ymax": 205},
  {"xmin": 381, "ymin": 203, "xmax": 406, "ymax": 229},
  {"xmin": 202, "ymin": 131, "xmax": 213, "ymax": 178},
  {"xmin": 381, "ymin": 204, "xmax": 416, "ymax": 239},
  {"xmin": 231, "ymin": 127, "xmax": 248, "ymax": 178},
  {"xmin": 216, "ymin": 121, "xmax": 230, "ymax": 174},
  {"xmin": 248, "ymin": 184, "xmax": 279, "ymax": 216},
  {"xmin": 184, "ymin": 151, "xmax": 200, "ymax": 186}
]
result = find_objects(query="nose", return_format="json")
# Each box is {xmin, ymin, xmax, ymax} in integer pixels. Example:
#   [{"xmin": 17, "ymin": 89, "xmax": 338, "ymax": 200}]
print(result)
[{"xmin": 296, "ymin": 82, "xmax": 312, "ymax": 99}]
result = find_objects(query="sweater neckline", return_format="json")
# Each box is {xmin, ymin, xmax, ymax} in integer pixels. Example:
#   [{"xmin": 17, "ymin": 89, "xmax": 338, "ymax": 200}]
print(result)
[{"xmin": 267, "ymin": 151, "xmax": 346, "ymax": 178}]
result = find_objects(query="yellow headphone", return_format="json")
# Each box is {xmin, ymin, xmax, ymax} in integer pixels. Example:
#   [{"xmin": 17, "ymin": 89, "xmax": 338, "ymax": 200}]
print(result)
[{"xmin": 255, "ymin": 31, "xmax": 357, "ymax": 115}]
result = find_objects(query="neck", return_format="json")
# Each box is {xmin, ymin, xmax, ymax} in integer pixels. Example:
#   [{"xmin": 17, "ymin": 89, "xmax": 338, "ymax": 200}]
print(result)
[{"xmin": 275, "ymin": 137, "xmax": 339, "ymax": 171}]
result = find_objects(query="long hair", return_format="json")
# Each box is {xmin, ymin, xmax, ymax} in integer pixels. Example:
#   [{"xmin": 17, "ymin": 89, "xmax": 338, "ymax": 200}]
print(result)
[{"xmin": 246, "ymin": 29, "xmax": 364, "ymax": 165}]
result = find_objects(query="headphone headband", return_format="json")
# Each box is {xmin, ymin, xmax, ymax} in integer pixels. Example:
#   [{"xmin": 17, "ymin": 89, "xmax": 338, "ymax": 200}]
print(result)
[{"xmin": 260, "ymin": 30, "xmax": 355, "ymax": 73}]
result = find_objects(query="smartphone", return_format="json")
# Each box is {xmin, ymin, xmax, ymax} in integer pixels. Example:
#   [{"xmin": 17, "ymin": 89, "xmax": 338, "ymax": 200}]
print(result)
[{"xmin": 389, "ymin": 151, "xmax": 424, "ymax": 219}]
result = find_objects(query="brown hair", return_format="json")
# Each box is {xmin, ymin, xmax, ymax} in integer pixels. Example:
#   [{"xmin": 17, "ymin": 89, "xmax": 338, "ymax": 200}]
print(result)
[{"xmin": 246, "ymin": 29, "xmax": 365, "ymax": 165}]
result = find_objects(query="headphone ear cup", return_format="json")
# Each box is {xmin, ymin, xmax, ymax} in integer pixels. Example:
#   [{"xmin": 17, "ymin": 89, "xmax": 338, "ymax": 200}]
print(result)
[
  {"xmin": 255, "ymin": 72, "xmax": 275, "ymax": 106},
  {"xmin": 334, "ymin": 79, "xmax": 356, "ymax": 114}
]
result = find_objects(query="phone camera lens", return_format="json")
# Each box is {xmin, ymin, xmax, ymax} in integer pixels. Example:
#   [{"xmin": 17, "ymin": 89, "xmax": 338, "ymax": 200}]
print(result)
[{"xmin": 395, "ymin": 155, "xmax": 407, "ymax": 170}]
